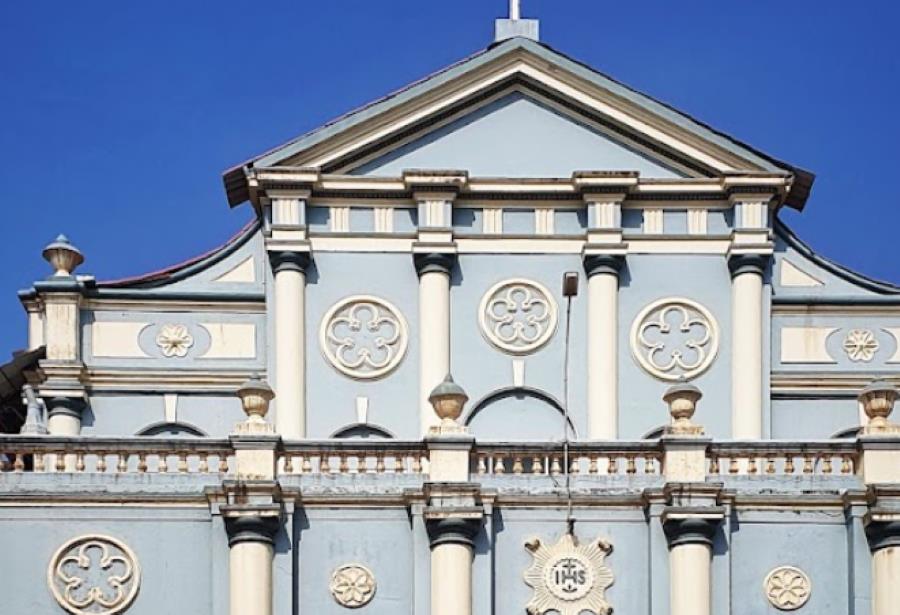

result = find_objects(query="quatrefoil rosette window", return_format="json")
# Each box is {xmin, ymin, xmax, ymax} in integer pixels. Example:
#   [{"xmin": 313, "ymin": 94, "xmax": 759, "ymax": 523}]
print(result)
[
  {"xmin": 478, "ymin": 278, "xmax": 558, "ymax": 355},
  {"xmin": 48, "ymin": 534, "xmax": 141, "ymax": 615},
  {"xmin": 320, "ymin": 295, "xmax": 409, "ymax": 380},
  {"xmin": 630, "ymin": 297, "xmax": 719, "ymax": 381}
]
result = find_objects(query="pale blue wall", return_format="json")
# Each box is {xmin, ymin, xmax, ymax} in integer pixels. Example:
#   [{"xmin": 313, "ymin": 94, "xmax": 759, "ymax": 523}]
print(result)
[{"xmin": 352, "ymin": 93, "xmax": 685, "ymax": 178}]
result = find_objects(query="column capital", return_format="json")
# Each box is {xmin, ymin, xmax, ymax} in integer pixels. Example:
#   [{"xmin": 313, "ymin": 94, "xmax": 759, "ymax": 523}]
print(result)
[
  {"xmin": 426, "ymin": 515, "xmax": 483, "ymax": 548},
  {"xmin": 583, "ymin": 253, "xmax": 625, "ymax": 278},
  {"xmin": 727, "ymin": 253, "xmax": 769, "ymax": 278},
  {"xmin": 46, "ymin": 396, "xmax": 85, "ymax": 420},
  {"xmin": 224, "ymin": 514, "xmax": 280, "ymax": 547},
  {"xmin": 866, "ymin": 519, "xmax": 900, "ymax": 552},
  {"xmin": 414, "ymin": 252, "xmax": 457, "ymax": 277},
  {"xmin": 269, "ymin": 250, "xmax": 311, "ymax": 274},
  {"xmin": 662, "ymin": 514, "xmax": 722, "ymax": 548}
]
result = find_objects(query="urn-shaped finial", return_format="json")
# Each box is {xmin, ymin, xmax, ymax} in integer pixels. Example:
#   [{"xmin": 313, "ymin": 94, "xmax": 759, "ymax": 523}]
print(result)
[
  {"xmin": 236, "ymin": 374, "xmax": 275, "ymax": 423},
  {"xmin": 42, "ymin": 234, "xmax": 84, "ymax": 277},
  {"xmin": 663, "ymin": 383, "xmax": 704, "ymax": 436},
  {"xmin": 859, "ymin": 380, "xmax": 899, "ymax": 435},
  {"xmin": 428, "ymin": 374, "xmax": 469, "ymax": 428}
]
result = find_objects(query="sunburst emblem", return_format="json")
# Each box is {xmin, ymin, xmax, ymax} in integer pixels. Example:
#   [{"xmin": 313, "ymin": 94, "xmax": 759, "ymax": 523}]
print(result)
[{"xmin": 524, "ymin": 533, "xmax": 614, "ymax": 615}]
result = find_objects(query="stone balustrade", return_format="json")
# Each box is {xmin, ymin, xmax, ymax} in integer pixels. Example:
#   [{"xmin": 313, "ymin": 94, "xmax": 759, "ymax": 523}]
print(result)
[{"xmin": 278, "ymin": 441, "xmax": 429, "ymax": 476}]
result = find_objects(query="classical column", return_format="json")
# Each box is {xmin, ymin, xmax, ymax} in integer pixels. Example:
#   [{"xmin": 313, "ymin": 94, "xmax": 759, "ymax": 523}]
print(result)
[
  {"xmin": 46, "ymin": 397, "xmax": 84, "ymax": 436},
  {"xmin": 426, "ymin": 516, "xmax": 481, "ymax": 615},
  {"xmin": 663, "ymin": 516, "xmax": 720, "ymax": 615},
  {"xmin": 583, "ymin": 254, "xmax": 624, "ymax": 439},
  {"xmin": 414, "ymin": 253, "xmax": 456, "ymax": 435},
  {"xmin": 867, "ymin": 520, "xmax": 900, "ymax": 615},
  {"xmin": 225, "ymin": 515, "xmax": 279, "ymax": 615},
  {"xmin": 728, "ymin": 254, "xmax": 767, "ymax": 439},
  {"xmin": 269, "ymin": 251, "xmax": 311, "ymax": 439}
]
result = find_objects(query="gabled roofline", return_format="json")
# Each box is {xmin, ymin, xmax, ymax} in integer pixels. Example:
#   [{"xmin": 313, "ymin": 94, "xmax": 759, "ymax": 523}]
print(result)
[{"xmin": 223, "ymin": 37, "xmax": 814, "ymax": 209}]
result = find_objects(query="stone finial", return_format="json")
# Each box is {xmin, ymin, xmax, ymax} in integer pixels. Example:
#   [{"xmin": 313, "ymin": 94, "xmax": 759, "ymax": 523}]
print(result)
[
  {"xmin": 42, "ymin": 234, "xmax": 84, "ymax": 277},
  {"xmin": 428, "ymin": 374, "xmax": 469, "ymax": 434},
  {"xmin": 859, "ymin": 380, "xmax": 900, "ymax": 435},
  {"xmin": 663, "ymin": 384, "xmax": 705, "ymax": 436},
  {"xmin": 234, "ymin": 374, "xmax": 275, "ymax": 435}
]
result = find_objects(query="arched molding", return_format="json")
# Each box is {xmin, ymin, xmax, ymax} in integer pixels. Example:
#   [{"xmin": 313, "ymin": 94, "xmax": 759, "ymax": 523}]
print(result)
[
  {"xmin": 463, "ymin": 386, "xmax": 577, "ymax": 438},
  {"xmin": 329, "ymin": 423, "xmax": 396, "ymax": 439},
  {"xmin": 136, "ymin": 421, "xmax": 207, "ymax": 438}
]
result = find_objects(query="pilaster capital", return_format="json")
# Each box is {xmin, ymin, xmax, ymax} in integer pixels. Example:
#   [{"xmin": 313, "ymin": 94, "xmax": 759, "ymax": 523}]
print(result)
[
  {"xmin": 662, "ymin": 513, "xmax": 723, "ymax": 548},
  {"xmin": 727, "ymin": 253, "xmax": 769, "ymax": 278},
  {"xmin": 425, "ymin": 515, "xmax": 483, "ymax": 548},
  {"xmin": 224, "ymin": 514, "xmax": 281, "ymax": 547},
  {"xmin": 269, "ymin": 250, "xmax": 311, "ymax": 274},
  {"xmin": 414, "ymin": 252, "xmax": 457, "ymax": 277},
  {"xmin": 583, "ymin": 253, "xmax": 625, "ymax": 278}
]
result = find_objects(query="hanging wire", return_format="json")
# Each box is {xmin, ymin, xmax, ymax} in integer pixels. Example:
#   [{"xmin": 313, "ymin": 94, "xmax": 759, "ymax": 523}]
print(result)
[{"xmin": 561, "ymin": 274, "xmax": 577, "ymax": 534}]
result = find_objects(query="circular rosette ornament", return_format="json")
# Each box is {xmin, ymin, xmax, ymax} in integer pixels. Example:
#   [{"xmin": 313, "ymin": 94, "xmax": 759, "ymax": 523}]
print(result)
[
  {"xmin": 630, "ymin": 297, "xmax": 719, "ymax": 381},
  {"xmin": 479, "ymin": 278, "xmax": 558, "ymax": 355},
  {"xmin": 523, "ymin": 533, "xmax": 614, "ymax": 615},
  {"xmin": 48, "ymin": 534, "xmax": 141, "ymax": 615},
  {"xmin": 330, "ymin": 564, "xmax": 376, "ymax": 608},
  {"xmin": 320, "ymin": 296, "xmax": 409, "ymax": 380},
  {"xmin": 764, "ymin": 566, "xmax": 811, "ymax": 611}
]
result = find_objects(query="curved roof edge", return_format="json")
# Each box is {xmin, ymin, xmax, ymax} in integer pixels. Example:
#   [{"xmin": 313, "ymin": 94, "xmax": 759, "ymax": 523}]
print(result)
[
  {"xmin": 96, "ymin": 219, "xmax": 260, "ymax": 290},
  {"xmin": 775, "ymin": 218, "xmax": 900, "ymax": 295}
]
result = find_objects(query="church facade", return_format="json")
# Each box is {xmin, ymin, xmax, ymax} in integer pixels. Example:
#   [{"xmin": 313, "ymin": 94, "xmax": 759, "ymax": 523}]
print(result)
[{"xmin": 1, "ymin": 14, "xmax": 899, "ymax": 615}]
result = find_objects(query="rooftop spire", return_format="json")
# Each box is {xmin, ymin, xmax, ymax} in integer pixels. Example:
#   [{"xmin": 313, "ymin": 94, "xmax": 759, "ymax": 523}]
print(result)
[{"xmin": 495, "ymin": 0, "xmax": 539, "ymax": 42}]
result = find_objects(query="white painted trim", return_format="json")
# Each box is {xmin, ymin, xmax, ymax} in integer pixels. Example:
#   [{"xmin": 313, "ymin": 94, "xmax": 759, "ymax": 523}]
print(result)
[
  {"xmin": 779, "ymin": 327, "xmax": 838, "ymax": 364},
  {"xmin": 883, "ymin": 328, "xmax": 900, "ymax": 363},
  {"xmin": 478, "ymin": 278, "xmax": 558, "ymax": 355},
  {"xmin": 213, "ymin": 256, "xmax": 256, "ymax": 284},
  {"xmin": 330, "ymin": 206, "xmax": 350, "ymax": 232},
  {"xmin": 91, "ymin": 322, "xmax": 151, "ymax": 358},
  {"xmin": 687, "ymin": 209, "xmax": 708, "ymax": 235},
  {"xmin": 642, "ymin": 209, "xmax": 664, "ymax": 234},
  {"xmin": 779, "ymin": 259, "xmax": 824, "ymax": 287},
  {"xmin": 197, "ymin": 323, "xmax": 257, "ymax": 359}
]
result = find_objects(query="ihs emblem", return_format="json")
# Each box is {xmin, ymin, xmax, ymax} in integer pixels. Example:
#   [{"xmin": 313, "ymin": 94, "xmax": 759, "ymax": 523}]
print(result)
[{"xmin": 523, "ymin": 532, "xmax": 614, "ymax": 615}]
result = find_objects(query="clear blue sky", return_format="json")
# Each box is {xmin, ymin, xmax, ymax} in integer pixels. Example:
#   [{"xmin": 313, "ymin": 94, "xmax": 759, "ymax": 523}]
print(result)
[{"xmin": 1, "ymin": 1, "xmax": 898, "ymax": 355}]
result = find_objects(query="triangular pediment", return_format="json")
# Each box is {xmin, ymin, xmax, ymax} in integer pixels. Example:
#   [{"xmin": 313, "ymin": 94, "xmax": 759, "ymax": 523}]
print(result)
[
  {"xmin": 224, "ymin": 38, "xmax": 811, "ymax": 207},
  {"xmin": 349, "ymin": 92, "xmax": 684, "ymax": 178}
]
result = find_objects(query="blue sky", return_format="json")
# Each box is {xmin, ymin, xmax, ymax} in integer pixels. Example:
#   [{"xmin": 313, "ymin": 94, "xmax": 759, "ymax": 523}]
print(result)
[{"xmin": 1, "ymin": 1, "xmax": 898, "ymax": 354}]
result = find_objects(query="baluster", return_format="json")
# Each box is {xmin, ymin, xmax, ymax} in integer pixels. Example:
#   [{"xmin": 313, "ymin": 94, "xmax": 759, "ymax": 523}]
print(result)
[
  {"xmin": 35, "ymin": 451, "xmax": 46, "ymax": 472},
  {"xmin": 301, "ymin": 456, "xmax": 311, "ymax": 474},
  {"xmin": 747, "ymin": 457, "xmax": 758, "ymax": 474},
  {"xmin": 645, "ymin": 456, "xmax": 656, "ymax": 474},
  {"xmin": 375, "ymin": 454, "xmax": 384, "ymax": 474},
  {"xmin": 477, "ymin": 455, "xmax": 487, "ymax": 475},
  {"xmin": 589, "ymin": 456, "xmax": 599, "ymax": 474},
  {"xmin": 320, "ymin": 455, "xmax": 331, "ymax": 474},
  {"xmin": 158, "ymin": 453, "xmax": 167, "ymax": 474},
  {"xmin": 412, "ymin": 455, "xmax": 422, "ymax": 474},
  {"xmin": 784, "ymin": 455, "xmax": 795, "ymax": 474},
  {"xmin": 709, "ymin": 456, "xmax": 719, "ymax": 474},
  {"xmin": 392, "ymin": 454, "xmax": 403, "ymax": 474},
  {"xmin": 626, "ymin": 455, "xmax": 636, "ymax": 475},
  {"xmin": 198, "ymin": 454, "xmax": 209, "ymax": 474},
  {"xmin": 283, "ymin": 454, "xmax": 294, "ymax": 475},
  {"xmin": 531, "ymin": 456, "xmax": 543, "ymax": 475},
  {"xmin": 219, "ymin": 456, "xmax": 229, "ymax": 474},
  {"xmin": 607, "ymin": 456, "xmax": 618, "ymax": 475},
  {"xmin": 822, "ymin": 456, "xmax": 833, "ymax": 474},
  {"xmin": 13, "ymin": 453, "xmax": 24, "ymax": 472},
  {"xmin": 729, "ymin": 457, "xmax": 739, "ymax": 474},
  {"xmin": 76, "ymin": 453, "xmax": 85, "ymax": 473},
  {"xmin": 803, "ymin": 455, "xmax": 813, "ymax": 474},
  {"xmin": 512, "ymin": 457, "xmax": 524, "ymax": 475},
  {"xmin": 339, "ymin": 454, "xmax": 350, "ymax": 474},
  {"xmin": 550, "ymin": 457, "xmax": 562, "ymax": 475},
  {"xmin": 568, "ymin": 457, "xmax": 578, "ymax": 474},
  {"xmin": 117, "ymin": 452, "xmax": 128, "ymax": 473},
  {"xmin": 766, "ymin": 457, "xmax": 775, "ymax": 474},
  {"xmin": 841, "ymin": 455, "xmax": 852, "ymax": 474},
  {"xmin": 56, "ymin": 451, "xmax": 67, "ymax": 472},
  {"xmin": 137, "ymin": 453, "xmax": 148, "ymax": 473},
  {"xmin": 494, "ymin": 456, "xmax": 505, "ymax": 475}
]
